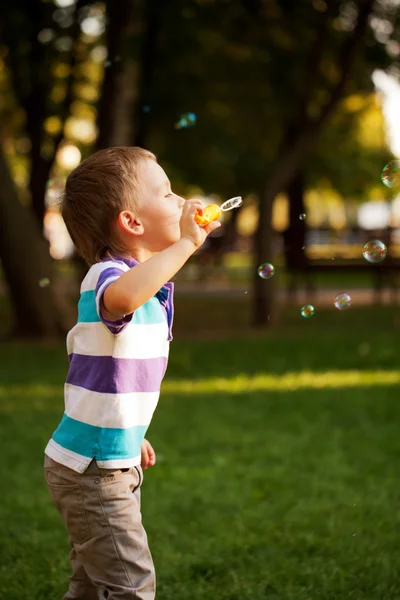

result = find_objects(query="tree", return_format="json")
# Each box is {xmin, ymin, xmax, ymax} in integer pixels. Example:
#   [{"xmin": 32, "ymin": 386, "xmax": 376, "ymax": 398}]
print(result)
[
  {"xmin": 283, "ymin": 92, "xmax": 392, "ymax": 280},
  {"xmin": 0, "ymin": 0, "xmax": 125, "ymax": 336},
  {"xmin": 0, "ymin": 145, "xmax": 61, "ymax": 338},
  {"xmin": 251, "ymin": 0, "xmax": 391, "ymax": 325},
  {"xmin": 0, "ymin": 0, "xmax": 92, "ymax": 336},
  {"xmin": 137, "ymin": 0, "xmax": 397, "ymax": 326},
  {"xmin": 0, "ymin": 0, "xmax": 89, "ymax": 225}
]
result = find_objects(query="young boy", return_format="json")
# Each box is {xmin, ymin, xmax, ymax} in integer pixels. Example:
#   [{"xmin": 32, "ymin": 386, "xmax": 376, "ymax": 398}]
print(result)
[{"xmin": 44, "ymin": 146, "xmax": 220, "ymax": 600}]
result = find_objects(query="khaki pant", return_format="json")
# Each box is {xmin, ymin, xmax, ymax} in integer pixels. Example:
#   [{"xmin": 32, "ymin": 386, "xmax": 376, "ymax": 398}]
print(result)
[{"xmin": 44, "ymin": 455, "xmax": 156, "ymax": 600}]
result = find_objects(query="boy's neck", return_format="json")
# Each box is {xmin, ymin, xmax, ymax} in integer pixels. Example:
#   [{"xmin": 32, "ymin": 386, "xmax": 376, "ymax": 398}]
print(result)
[{"xmin": 117, "ymin": 248, "xmax": 157, "ymax": 263}]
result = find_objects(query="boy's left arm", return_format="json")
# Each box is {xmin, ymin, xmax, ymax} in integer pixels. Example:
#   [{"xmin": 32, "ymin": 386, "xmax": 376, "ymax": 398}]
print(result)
[{"xmin": 141, "ymin": 439, "xmax": 156, "ymax": 470}]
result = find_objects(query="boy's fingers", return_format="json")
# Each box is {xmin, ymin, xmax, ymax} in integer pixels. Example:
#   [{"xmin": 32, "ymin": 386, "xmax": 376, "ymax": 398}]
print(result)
[
  {"xmin": 148, "ymin": 446, "xmax": 156, "ymax": 464},
  {"xmin": 184, "ymin": 201, "xmax": 204, "ymax": 213},
  {"xmin": 204, "ymin": 221, "xmax": 222, "ymax": 235}
]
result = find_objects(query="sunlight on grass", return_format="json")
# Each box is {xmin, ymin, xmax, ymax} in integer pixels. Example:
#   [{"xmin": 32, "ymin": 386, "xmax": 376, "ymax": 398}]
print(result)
[
  {"xmin": 163, "ymin": 370, "xmax": 400, "ymax": 394},
  {"xmin": 1, "ymin": 370, "xmax": 400, "ymax": 413}
]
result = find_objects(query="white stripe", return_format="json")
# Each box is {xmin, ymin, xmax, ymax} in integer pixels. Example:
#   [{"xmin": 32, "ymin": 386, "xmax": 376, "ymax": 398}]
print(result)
[
  {"xmin": 45, "ymin": 439, "xmax": 91, "ymax": 473},
  {"xmin": 96, "ymin": 456, "xmax": 141, "ymax": 469},
  {"xmin": 45, "ymin": 440, "xmax": 141, "ymax": 473},
  {"xmin": 64, "ymin": 384, "xmax": 160, "ymax": 428},
  {"xmin": 67, "ymin": 321, "xmax": 169, "ymax": 359},
  {"xmin": 81, "ymin": 261, "xmax": 129, "ymax": 293}
]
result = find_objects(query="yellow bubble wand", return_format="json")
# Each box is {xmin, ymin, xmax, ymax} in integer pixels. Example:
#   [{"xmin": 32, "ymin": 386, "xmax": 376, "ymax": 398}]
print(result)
[{"xmin": 195, "ymin": 196, "xmax": 243, "ymax": 227}]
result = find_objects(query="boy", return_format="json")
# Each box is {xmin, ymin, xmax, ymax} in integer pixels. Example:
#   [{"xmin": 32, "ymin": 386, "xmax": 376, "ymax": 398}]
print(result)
[{"xmin": 44, "ymin": 146, "xmax": 220, "ymax": 599}]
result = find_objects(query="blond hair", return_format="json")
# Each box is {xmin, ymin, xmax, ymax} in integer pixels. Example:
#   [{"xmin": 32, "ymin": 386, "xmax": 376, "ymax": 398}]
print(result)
[{"xmin": 61, "ymin": 146, "xmax": 156, "ymax": 266}]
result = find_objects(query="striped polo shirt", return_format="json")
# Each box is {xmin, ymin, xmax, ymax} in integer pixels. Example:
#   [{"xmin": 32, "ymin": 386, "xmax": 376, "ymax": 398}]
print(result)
[{"xmin": 44, "ymin": 255, "xmax": 174, "ymax": 473}]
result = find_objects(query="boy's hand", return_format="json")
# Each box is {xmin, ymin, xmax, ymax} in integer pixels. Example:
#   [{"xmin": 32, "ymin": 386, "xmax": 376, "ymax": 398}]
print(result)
[
  {"xmin": 141, "ymin": 439, "xmax": 156, "ymax": 470},
  {"xmin": 180, "ymin": 199, "xmax": 221, "ymax": 249}
]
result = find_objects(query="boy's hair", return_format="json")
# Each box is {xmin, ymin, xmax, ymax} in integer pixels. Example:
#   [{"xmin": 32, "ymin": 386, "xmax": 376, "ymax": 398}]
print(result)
[{"xmin": 61, "ymin": 146, "xmax": 156, "ymax": 266}]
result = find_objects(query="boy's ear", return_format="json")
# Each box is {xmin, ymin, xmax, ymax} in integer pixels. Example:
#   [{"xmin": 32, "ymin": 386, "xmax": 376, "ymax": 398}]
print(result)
[{"xmin": 117, "ymin": 210, "xmax": 144, "ymax": 235}]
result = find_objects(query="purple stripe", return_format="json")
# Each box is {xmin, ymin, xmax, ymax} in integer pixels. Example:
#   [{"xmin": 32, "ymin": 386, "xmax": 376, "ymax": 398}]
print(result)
[
  {"xmin": 66, "ymin": 354, "xmax": 168, "ymax": 394},
  {"xmin": 95, "ymin": 266, "xmax": 132, "ymax": 334},
  {"xmin": 96, "ymin": 266, "xmax": 126, "ymax": 296}
]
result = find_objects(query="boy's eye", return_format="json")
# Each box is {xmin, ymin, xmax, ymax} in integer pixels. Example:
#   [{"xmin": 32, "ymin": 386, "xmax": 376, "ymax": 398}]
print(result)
[{"xmin": 165, "ymin": 192, "xmax": 173, "ymax": 197}]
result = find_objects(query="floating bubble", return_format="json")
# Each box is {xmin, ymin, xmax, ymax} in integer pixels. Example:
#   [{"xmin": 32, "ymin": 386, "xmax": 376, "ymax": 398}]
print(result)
[
  {"xmin": 142, "ymin": 105, "xmax": 151, "ymax": 113},
  {"xmin": 300, "ymin": 304, "xmax": 315, "ymax": 318},
  {"xmin": 37, "ymin": 28, "xmax": 54, "ymax": 44},
  {"xmin": 175, "ymin": 112, "xmax": 196, "ymax": 129},
  {"xmin": 381, "ymin": 160, "xmax": 400, "ymax": 189},
  {"xmin": 39, "ymin": 278, "xmax": 50, "ymax": 288},
  {"xmin": 334, "ymin": 293, "xmax": 351, "ymax": 310},
  {"xmin": 220, "ymin": 196, "xmax": 243, "ymax": 211},
  {"xmin": 257, "ymin": 263, "xmax": 275, "ymax": 279},
  {"xmin": 299, "ymin": 213, "xmax": 306, "ymax": 220},
  {"xmin": 362, "ymin": 240, "xmax": 387, "ymax": 264}
]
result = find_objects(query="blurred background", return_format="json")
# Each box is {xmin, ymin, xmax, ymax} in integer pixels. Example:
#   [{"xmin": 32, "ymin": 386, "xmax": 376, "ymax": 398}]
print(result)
[
  {"xmin": 1, "ymin": 1, "xmax": 400, "ymax": 599},
  {"xmin": 0, "ymin": 0, "xmax": 399, "ymax": 337}
]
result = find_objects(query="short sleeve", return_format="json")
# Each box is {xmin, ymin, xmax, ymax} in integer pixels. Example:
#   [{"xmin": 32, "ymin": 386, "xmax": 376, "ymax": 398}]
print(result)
[{"xmin": 95, "ymin": 265, "xmax": 133, "ymax": 334}]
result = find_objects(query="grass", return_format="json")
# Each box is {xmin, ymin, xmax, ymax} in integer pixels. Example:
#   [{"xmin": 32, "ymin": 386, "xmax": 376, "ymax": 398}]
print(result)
[{"xmin": 1, "ymin": 305, "xmax": 400, "ymax": 599}]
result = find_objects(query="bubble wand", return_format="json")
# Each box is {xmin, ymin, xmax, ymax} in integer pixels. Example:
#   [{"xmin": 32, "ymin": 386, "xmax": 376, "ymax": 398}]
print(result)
[{"xmin": 195, "ymin": 196, "xmax": 243, "ymax": 227}]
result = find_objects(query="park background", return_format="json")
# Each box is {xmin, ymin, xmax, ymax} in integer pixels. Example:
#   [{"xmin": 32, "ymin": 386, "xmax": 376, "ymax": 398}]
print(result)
[{"xmin": 1, "ymin": 0, "xmax": 400, "ymax": 598}]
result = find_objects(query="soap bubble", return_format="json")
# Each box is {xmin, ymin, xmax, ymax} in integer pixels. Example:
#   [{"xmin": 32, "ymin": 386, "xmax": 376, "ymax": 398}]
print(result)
[
  {"xmin": 362, "ymin": 240, "xmax": 387, "ymax": 264},
  {"xmin": 334, "ymin": 293, "xmax": 351, "ymax": 310},
  {"xmin": 175, "ymin": 112, "xmax": 196, "ymax": 129},
  {"xmin": 257, "ymin": 263, "xmax": 275, "ymax": 279},
  {"xmin": 299, "ymin": 213, "xmax": 306, "ymax": 220},
  {"xmin": 381, "ymin": 160, "xmax": 400, "ymax": 189},
  {"xmin": 300, "ymin": 304, "xmax": 315, "ymax": 318},
  {"xmin": 39, "ymin": 278, "xmax": 50, "ymax": 288},
  {"xmin": 220, "ymin": 196, "xmax": 243, "ymax": 211}
]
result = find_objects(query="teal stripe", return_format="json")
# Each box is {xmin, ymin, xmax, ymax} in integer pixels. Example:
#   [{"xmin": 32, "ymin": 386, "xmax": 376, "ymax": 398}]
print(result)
[
  {"xmin": 52, "ymin": 413, "xmax": 148, "ymax": 459},
  {"xmin": 78, "ymin": 290, "xmax": 99, "ymax": 323},
  {"xmin": 132, "ymin": 297, "xmax": 165, "ymax": 325},
  {"xmin": 78, "ymin": 290, "xmax": 165, "ymax": 325}
]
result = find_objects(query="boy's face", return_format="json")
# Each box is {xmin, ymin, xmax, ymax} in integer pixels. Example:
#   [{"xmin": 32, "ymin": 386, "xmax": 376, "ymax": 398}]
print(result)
[{"xmin": 137, "ymin": 159, "xmax": 186, "ymax": 251}]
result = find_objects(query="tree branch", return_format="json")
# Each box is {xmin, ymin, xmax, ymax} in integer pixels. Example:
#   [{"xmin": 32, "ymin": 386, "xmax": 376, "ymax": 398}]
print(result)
[
  {"xmin": 314, "ymin": 0, "xmax": 375, "ymax": 129},
  {"xmin": 295, "ymin": 1, "xmax": 339, "ymax": 124}
]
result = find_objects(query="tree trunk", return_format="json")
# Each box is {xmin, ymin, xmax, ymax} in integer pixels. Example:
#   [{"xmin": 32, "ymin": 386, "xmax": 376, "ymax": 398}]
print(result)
[
  {"xmin": 131, "ymin": 0, "xmax": 163, "ymax": 147},
  {"xmin": 252, "ymin": 0, "xmax": 374, "ymax": 326},
  {"xmin": 252, "ymin": 185, "xmax": 276, "ymax": 327},
  {"xmin": 97, "ymin": 0, "xmax": 141, "ymax": 149},
  {"xmin": 284, "ymin": 171, "xmax": 307, "ymax": 271},
  {"xmin": 0, "ymin": 145, "xmax": 62, "ymax": 339},
  {"xmin": 29, "ymin": 134, "xmax": 52, "ymax": 225}
]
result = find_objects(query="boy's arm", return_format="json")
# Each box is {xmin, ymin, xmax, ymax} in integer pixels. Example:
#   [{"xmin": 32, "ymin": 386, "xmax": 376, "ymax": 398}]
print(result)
[
  {"xmin": 103, "ymin": 237, "xmax": 196, "ymax": 317},
  {"xmin": 103, "ymin": 200, "xmax": 220, "ymax": 318}
]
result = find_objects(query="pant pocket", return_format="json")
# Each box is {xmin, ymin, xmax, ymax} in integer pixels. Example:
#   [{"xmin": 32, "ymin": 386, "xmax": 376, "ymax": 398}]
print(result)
[
  {"xmin": 134, "ymin": 464, "xmax": 143, "ymax": 488},
  {"xmin": 46, "ymin": 481, "xmax": 92, "ymax": 545}
]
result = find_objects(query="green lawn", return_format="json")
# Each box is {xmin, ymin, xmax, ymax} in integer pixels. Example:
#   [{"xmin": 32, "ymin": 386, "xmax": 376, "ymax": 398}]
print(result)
[{"xmin": 1, "ymin": 306, "xmax": 400, "ymax": 599}]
